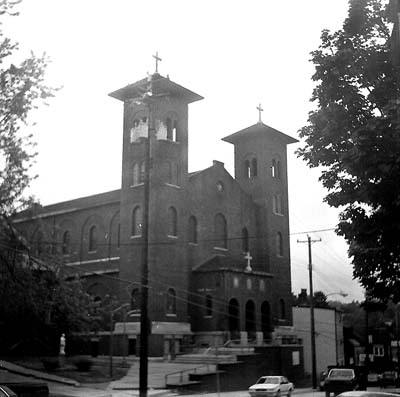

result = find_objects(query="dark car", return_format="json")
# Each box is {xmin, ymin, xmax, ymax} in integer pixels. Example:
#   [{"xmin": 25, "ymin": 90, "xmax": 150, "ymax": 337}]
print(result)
[
  {"xmin": 324, "ymin": 368, "xmax": 364, "ymax": 397},
  {"xmin": 378, "ymin": 371, "xmax": 400, "ymax": 388}
]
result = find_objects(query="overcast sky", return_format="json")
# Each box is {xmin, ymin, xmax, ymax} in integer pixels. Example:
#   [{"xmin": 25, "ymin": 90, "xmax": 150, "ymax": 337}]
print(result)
[{"xmin": 4, "ymin": 0, "xmax": 365, "ymax": 302}]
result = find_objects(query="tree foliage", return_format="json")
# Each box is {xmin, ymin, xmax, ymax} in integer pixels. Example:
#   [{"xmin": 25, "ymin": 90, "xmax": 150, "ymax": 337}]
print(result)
[
  {"xmin": 0, "ymin": 0, "xmax": 55, "ymax": 215},
  {"xmin": 297, "ymin": 0, "xmax": 400, "ymax": 302}
]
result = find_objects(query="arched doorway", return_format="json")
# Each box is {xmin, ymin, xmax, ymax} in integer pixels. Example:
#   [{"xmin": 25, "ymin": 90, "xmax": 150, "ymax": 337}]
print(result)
[
  {"xmin": 261, "ymin": 301, "xmax": 271, "ymax": 340},
  {"xmin": 228, "ymin": 298, "xmax": 240, "ymax": 340},
  {"xmin": 245, "ymin": 300, "xmax": 256, "ymax": 339}
]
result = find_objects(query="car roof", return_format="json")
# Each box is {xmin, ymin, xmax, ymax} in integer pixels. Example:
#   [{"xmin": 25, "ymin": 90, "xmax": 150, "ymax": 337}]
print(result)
[{"xmin": 338, "ymin": 392, "xmax": 400, "ymax": 397}]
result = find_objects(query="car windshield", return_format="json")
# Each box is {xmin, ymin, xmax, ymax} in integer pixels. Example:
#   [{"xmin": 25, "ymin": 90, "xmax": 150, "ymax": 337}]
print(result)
[
  {"xmin": 329, "ymin": 369, "xmax": 354, "ymax": 378},
  {"xmin": 257, "ymin": 377, "xmax": 280, "ymax": 384}
]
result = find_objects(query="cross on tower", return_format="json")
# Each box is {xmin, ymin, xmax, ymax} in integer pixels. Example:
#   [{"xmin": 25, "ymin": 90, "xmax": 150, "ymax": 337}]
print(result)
[
  {"xmin": 153, "ymin": 51, "xmax": 162, "ymax": 74},
  {"xmin": 244, "ymin": 251, "xmax": 253, "ymax": 272},
  {"xmin": 257, "ymin": 103, "xmax": 264, "ymax": 123}
]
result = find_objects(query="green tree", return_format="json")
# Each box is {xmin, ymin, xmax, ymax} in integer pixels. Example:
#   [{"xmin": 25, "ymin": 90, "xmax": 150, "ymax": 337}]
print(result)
[
  {"xmin": 297, "ymin": 0, "xmax": 400, "ymax": 302},
  {"xmin": 0, "ymin": 1, "xmax": 98, "ymax": 353}
]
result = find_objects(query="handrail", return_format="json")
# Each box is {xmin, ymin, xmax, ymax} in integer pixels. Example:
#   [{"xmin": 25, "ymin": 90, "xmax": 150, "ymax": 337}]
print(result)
[{"xmin": 165, "ymin": 364, "xmax": 213, "ymax": 385}]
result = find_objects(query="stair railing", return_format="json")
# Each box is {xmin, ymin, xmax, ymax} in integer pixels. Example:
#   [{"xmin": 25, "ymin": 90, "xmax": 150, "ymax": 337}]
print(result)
[{"xmin": 164, "ymin": 363, "xmax": 214, "ymax": 385}]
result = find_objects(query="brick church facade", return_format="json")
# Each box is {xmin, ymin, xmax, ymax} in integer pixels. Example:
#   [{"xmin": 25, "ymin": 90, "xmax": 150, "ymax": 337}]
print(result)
[{"xmin": 13, "ymin": 71, "xmax": 297, "ymax": 356}]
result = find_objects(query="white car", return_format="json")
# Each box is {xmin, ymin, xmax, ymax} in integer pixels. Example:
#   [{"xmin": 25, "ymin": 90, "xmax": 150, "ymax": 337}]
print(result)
[{"xmin": 248, "ymin": 375, "xmax": 294, "ymax": 397}]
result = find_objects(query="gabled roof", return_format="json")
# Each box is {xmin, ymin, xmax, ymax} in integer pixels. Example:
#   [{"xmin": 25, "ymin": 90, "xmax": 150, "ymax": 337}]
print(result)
[
  {"xmin": 222, "ymin": 122, "xmax": 298, "ymax": 145},
  {"xmin": 109, "ymin": 73, "xmax": 203, "ymax": 104},
  {"xmin": 13, "ymin": 189, "xmax": 121, "ymax": 222}
]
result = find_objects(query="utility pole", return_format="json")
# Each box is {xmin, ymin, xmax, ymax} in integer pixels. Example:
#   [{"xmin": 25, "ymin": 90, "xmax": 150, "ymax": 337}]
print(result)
[
  {"xmin": 298, "ymin": 235, "xmax": 321, "ymax": 390},
  {"xmin": 139, "ymin": 78, "xmax": 154, "ymax": 397}
]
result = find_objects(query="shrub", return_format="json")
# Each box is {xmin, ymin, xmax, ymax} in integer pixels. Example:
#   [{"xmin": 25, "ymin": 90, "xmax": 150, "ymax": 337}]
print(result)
[
  {"xmin": 41, "ymin": 357, "xmax": 59, "ymax": 371},
  {"xmin": 73, "ymin": 356, "xmax": 93, "ymax": 372}
]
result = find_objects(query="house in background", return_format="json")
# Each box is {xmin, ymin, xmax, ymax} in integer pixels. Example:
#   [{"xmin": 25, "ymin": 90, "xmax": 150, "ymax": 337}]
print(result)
[{"xmin": 293, "ymin": 306, "xmax": 344, "ymax": 375}]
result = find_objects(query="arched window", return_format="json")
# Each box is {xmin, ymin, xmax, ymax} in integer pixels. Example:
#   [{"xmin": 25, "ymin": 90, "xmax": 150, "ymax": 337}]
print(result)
[
  {"xmin": 133, "ymin": 163, "xmax": 140, "ymax": 185},
  {"xmin": 165, "ymin": 162, "xmax": 172, "ymax": 184},
  {"xmin": 132, "ymin": 206, "xmax": 142, "ymax": 236},
  {"xmin": 279, "ymin": 298, "xmax": 286, "ymax": 319},
  {"xmin": 166, "ymin": 118, "xmax": 172, "ymax": 140},
  {"xmin": 244, "ymin": 160, "xmax": 251, "ymax": 178},
  {"xmin": 276, "ymin": 232, "xmax": 283, "ymax": 257},
  {"xmin": 273, "ymin": 194, "xmax": 283, "ymax": 215},
  {"xmin": 251, "ymin": 158, "xmax": 257, "ymax": 177},
  {"xmin": 188, "ymin": 216, "xmax": 198, "ymax": 243},
  {"xmin": 272, "ymin": 159, "xmax": 277, "ymax": 178},
  {"xmin": 277, "ymin": 160, "xmax": 282, "ymax": 179},
  {"xmin": 206, "ymin": 295, "xmax": 213, "ymax": 316},
  {"xmin": 139, "ymin": 161, "xmax": 146, "ymax": 183},
  {"xmin": 214, "ymin": 213, "xmax": 227, "ymax": 249},
  {"xmin": 172, "ymin": 120, "xmax": 178, "ymax": 141},
  {"xmin": 242, "ymin": 227, "xmax": 249, "ymax": 252},
  {"xmin": 131, "ymin": 288, "xmax": 140, "ymax": 312},
  {"xmin": 272, "ymin": 158, "xmax": 282, "ymax": 179},
  {"xmin": 88, "ymin": 225, "xmax": 97, "ymax": 252},
  {"xmin": 62, "ymin": 230, "xmax": 71, "ymax": 255},
  {"xmin": 168, "ymin": 206, "xmax": 178, "ymax": 236},
  {"xmin": 166, "ymin": 288, "xmax": 176, "ymax": 314}
]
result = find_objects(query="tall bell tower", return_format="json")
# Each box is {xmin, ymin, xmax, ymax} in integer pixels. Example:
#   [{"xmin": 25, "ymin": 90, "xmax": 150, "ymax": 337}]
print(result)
[{"xmin": 109, "ymin": 65, "xmax": 203, "ymax": 330}]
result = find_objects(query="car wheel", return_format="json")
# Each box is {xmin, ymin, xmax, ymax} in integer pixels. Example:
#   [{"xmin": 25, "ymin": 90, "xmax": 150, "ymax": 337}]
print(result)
[
  {"xmin": 287, "ymin": 389, "xmax": 292, "ymax": 397},
  {"xmin": 276, "ymin": 390, "xmax": 281, "ymax": 397}
]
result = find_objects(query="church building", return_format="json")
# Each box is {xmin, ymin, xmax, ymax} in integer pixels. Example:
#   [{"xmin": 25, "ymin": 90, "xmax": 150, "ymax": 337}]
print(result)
[{"xmin": 13, "ymin": 66, "xmax": 298, "ymax": 356}]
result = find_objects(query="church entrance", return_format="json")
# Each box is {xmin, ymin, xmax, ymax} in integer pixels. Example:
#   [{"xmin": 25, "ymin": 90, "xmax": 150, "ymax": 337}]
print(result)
[
  {"xmin": 245, "ymin": 300, "xmax": 256, "ymax": 339},
  {"xmin": 228, "ymin": 298, "xmax": 240, "ymax": 341}
]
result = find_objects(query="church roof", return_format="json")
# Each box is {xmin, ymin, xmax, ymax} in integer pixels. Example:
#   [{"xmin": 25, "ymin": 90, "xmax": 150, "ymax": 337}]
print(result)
[
  {"xmin": 193, "ymin": 255, "xmax": 273, "ymax": 277},
  {"xmin": 109, "ymin": 73, "xmax": 203, "ymax": 103},
  {"xmin": 222, "ymin": 122, "xmax": 298, "ymax": 145}
]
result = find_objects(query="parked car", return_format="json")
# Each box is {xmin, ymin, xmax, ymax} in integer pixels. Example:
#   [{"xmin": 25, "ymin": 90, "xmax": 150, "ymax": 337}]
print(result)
[
  {"xmin": 248, "ymin": 375, "xmax": 294, "ymax": 397},
  {"xmin": 338, "ymin": 392, "xmax": 400, "ymax": 397},
  {"xmin": 324, "ymin": 368, "xmax": 364, "ymax": 397},
  {"xmin": 378, "ymin": 371, "xmax": 399, "ymax": 388}
]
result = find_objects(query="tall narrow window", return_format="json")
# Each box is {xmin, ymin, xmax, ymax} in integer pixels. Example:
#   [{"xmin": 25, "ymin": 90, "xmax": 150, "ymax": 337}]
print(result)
[
  {"xmin": 206, "ymin": 295, "xmax": 213, "ymax": 316},
  {"xmin": 215, "ymin": 213, "xmax": 227, "ymax": 249},
  {"xmin": 88, "ymin": 225, "xmax": 97, "ymax": 252},
  {"xmin": 172, "ymin": 120, "xmax": 178, "ymax": 141},
  {"xmin": 166, "ymin": 118, "xmax": 172, "ymax": 140},
  {"xmin": 245, "ymin": 160, "xmax": 251, "ymax": 178},
  {"xmin": 62, "ymin": 230, "xmax": 71, "ymax": 255},
  {"xmin": 188, "ymin": 216, "xmax": 198, "ymax": 243},
  {"xmin": 133, "ymin": 163, "xmax": 139, "ymax": 185},
  {"xmin": 276, "ymin": 232, "xmax": 283, "ymax": 257},
  {"xmin": 242, "ymin": 227, "xmax": 249, "ymax": 252},
  {"xmin": 273, "ymin": 194, "xmax": 283, "ymax": 215},
  {"xmin": 139, "ymin": 161, "xmax": 146, "ymax": 183},
  {"xmin": 132, "ymin": 206, "xmax": 142, "ymax": 236},
  {"xmin": 166, "ymin": 288, "xmax": 176, "ymax": 314},
  {"xmin": 165, "ymin": 162, "xmax": 172, "ymax": 184},
  {"xmin": 168, "ymin": 206, "xmax": 178, "ymax": 236},
  {"xmin": 251, "ymin": 158, "xmax": 258, "ymax": 177},
  {"xmin": 272, "ymin": 159, "xmax": 277, "ymax": 178},
  {"xmin": 277, "ymin": 160, "xmax": 282, "ymax": 179}
]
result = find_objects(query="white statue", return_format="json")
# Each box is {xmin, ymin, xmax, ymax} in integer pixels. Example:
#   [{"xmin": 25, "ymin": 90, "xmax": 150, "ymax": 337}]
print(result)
[{"xmin": 59, "ymin": 333, "xmax": 66, "ymax": 356}]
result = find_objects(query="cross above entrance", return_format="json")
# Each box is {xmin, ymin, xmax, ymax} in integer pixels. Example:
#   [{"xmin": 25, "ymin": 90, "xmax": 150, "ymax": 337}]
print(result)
[
  {"xmin": 244, "ymin": 251, "xmax": 253, "ymax": 272},
  {"xmin": 153, "ymin": 51, "xmax": 162, "ymax": 73},
  {"xmin": 257, "ymin": 103, "xmax": 264, "ymax": 123}
]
